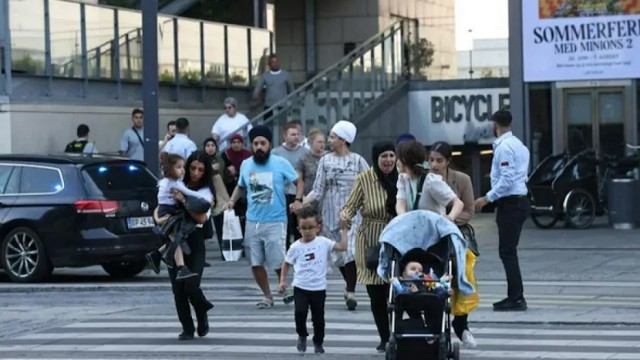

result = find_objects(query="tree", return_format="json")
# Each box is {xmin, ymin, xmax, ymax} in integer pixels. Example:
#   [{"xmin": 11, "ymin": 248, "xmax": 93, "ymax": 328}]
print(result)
[{"xmin": 409, "ymin": 38, "xmax": 435, "ymax": 79}]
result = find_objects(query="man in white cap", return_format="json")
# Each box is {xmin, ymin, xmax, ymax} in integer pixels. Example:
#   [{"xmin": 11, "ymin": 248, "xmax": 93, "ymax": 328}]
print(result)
[{"xmin": 303, "ymin": 120, "xmax": 369, "ymax": 311}]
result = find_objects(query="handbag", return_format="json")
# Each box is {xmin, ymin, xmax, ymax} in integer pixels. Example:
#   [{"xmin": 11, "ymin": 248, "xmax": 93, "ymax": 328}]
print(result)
[{"xmin": 365, "ymin": 244, "xmax": 380, "ymax": 271}]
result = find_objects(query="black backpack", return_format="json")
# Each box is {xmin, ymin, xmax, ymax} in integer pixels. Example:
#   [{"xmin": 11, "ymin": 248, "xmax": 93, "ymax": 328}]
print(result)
[{"xmin": 64, "ymin": 140, "xmax": 88, "ymax": 153}]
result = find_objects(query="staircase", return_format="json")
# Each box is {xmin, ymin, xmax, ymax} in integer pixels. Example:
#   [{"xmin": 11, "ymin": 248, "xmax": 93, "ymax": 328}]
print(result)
[{"xmin": 221, "ymin": 19, "xmax": 419, "ymax": 146}]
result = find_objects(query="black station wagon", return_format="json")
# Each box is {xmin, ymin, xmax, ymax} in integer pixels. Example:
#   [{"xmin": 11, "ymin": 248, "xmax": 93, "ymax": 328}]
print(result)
[{"xmin": 0, "ymin": 154, "xmax": 161, "ymax": 283}]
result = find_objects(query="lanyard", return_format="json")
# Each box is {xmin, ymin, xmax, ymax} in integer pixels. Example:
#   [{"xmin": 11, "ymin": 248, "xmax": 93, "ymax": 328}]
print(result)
[{"xmin": 408, "ymin": 178, "xmax": 418, "ymax": 208}]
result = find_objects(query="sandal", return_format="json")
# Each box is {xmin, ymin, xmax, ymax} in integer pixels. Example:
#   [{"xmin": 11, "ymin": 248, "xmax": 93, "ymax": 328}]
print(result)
[
  {"xmin": 256, "ymin": 298, "xmax": 274, "ymax": 309},
  {"xmin": 282, "ymin": 288, "xmax": 294, "ymax": 304}
]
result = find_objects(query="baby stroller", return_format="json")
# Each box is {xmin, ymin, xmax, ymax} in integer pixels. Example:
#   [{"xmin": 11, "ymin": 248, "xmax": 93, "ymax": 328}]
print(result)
[{"xmin": 384, "ymin": 240, "xmax": 460, "ymax": 360}]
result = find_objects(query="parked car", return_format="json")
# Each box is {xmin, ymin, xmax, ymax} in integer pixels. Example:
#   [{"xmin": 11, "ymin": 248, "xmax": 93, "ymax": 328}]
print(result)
[{"xmin": 0, "ymin": 154, "xmax": 161, "ymax": 283}]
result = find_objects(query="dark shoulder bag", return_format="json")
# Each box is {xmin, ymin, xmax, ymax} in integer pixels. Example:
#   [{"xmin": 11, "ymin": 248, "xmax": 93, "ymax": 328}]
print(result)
[{"xmin": 131, "ymin": 127, "xmax": 144, "ymax": 147}]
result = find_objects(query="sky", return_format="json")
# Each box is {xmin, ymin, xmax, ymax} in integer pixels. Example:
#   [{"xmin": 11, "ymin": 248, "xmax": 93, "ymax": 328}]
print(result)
[{"xmin": 455, "ymin": 0, "xmax": 509, "ymax": 50}]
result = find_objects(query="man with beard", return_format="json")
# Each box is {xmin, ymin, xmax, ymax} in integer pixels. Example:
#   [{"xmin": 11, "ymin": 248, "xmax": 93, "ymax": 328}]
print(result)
[{"xmin": 226, "ymin": 125, "xmax": 305, "ymax": 308}]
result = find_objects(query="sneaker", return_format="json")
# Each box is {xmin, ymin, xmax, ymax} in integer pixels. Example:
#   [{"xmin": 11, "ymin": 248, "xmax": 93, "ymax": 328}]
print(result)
[
  {"xmin": 346, "ymin": 293, "xmax": 357, "ymax": 311},
  {"xmin": 282, "ymin": 287, "xmax": 294, "ymax": 304},
  {"xmin": 461, "ymin": 330, "xmax": 477, "ymax": 348},
  {"xmin": 176, "ymin": 266, "xmax": 198, "ymax": 281},
  {"xmin": 297, "ymin": 336, "xmax": 307, "ymax": 353},
  {"xmin": 314, "ymin": 343, "xmax": 325, "ymax": 354},
  {"xmin": 492, "ymin": 297, "xmax": 509, "ymax": 307},
  {"xmin": 145, "ymin": 250, "xmax": 162, "ymax": 274},
  {"xmin": 493, "ymin": 297, "xmax": 527, "ymax": 312}
]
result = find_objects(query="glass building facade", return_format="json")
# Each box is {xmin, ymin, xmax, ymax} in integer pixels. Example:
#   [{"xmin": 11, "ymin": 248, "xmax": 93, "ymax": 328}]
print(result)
[{"xmin": 7, "ymin": 0, "xmax": 273, "ymax": 90}]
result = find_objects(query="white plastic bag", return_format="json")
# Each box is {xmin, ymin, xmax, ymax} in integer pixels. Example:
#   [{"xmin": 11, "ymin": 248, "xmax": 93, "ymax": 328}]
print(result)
[{"xmin": 222, "ymin": 210, "xmax": 243, "ymax": 261}]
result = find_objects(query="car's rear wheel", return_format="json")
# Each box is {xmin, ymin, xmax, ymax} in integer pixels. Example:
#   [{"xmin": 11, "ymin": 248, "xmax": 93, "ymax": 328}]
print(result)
[
  {"xmin": 102, "ymin": 260, "xmax": 147, "ymax": 279},
  {"xmin": 1, "ymin": 227, "xmax": 53, "ymax": 283}
]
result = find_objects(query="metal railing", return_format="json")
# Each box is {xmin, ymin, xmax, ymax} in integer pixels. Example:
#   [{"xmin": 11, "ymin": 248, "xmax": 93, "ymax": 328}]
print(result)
[
  {"xmin": 220, "ymin": 19, "xmax": 419, "ymax": 146},
  {"xmin": 5, "ymin": 0, "xmax": 272, "ymax": 99}
]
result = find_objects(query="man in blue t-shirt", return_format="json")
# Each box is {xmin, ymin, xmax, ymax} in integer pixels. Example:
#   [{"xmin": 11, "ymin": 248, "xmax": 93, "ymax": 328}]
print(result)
[{"xmin": 227, "ymin": 125, "xmax": 305, "ymax": 309}]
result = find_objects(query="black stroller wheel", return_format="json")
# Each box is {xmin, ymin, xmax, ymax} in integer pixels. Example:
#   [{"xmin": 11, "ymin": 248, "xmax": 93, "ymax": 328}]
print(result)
[
  {"xmin": 450, "ymin": 342, "xmax": 460, "ymax": 360},
  {"xmin": 438, "ymin": 335, "xmax": 448, "ymax": 360},
  {"xmin": 385, "ymin": 336, "xmax": 397, "ymax": 360}
]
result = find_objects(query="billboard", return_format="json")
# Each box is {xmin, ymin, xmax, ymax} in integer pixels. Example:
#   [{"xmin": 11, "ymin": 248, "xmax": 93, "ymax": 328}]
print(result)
[
  {"xmin": 523, "ymin": 0, "xmax": 640, "ymax": 82},
  {"xmin": 408, "ymin": 88, "xmax": 510, "ymax": 146}
]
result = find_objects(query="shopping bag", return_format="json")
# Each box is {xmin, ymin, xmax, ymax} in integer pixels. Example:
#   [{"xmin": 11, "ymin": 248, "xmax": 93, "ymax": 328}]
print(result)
[
  {"xmin": 222, "ymin": 210, "xmax": 243, "ymax": 261},
  {"xmin": 451, "ymin": 249, "xmax": 480, "ymax": 316}
]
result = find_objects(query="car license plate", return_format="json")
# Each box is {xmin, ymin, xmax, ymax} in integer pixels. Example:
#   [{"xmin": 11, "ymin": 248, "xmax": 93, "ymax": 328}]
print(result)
[{"xmin": 127, "ymin": 216, "xmax": 155, "ymax": 229}]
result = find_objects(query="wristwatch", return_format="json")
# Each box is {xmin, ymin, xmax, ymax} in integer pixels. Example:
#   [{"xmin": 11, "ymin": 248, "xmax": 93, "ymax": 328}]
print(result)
[{"xmin": 295, "ymin": 198, "xmax": 303, "ymax": 202}]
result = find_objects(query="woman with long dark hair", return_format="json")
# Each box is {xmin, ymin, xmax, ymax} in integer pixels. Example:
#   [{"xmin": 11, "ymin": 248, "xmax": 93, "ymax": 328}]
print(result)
[
  {"xmin": 340, "ymin": 141, "xmax": 398, "ymax": 352},
  {"xmin": 154, "ymin": 150, "xmax": 216, "ymax": 340},
  {"xmin": 395, "ymin": 140, "xmax": 464, "ymax": 219},
  {"xmin": 203, "ymin": 137, "xmax": 230, "ymax": 259},
  {"xmin": 428, "ymin": 141, "xmax": 478, "ymax": 348}
]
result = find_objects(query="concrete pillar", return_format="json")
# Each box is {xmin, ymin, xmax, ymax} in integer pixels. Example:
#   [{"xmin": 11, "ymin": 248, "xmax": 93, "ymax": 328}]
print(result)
[
  {"xmin": 142, "ymin": 0, "xmax": 160, "ymax": 175},
  {"xmin": 304, "ymin": 0, "xmax": 316, "ymax": 79},
  {"xmin": 0, "ymin": 0, "xmax": 11, "ymax": 96},
  {"xmin": 508, "ymin": 0, "xmax": 527, "ymax": 147}
]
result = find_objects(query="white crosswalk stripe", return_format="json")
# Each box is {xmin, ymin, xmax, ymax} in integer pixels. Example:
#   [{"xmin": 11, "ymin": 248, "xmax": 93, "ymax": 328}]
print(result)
[{"xmin": 1, "ymin": 288, "xmax": 640, "ymax": 359}]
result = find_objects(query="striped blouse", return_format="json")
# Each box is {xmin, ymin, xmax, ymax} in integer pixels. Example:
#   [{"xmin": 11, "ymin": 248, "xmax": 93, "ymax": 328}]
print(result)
[{"xmin": 342, "ymin": 169, "xmax": 392, "ymax": 285}]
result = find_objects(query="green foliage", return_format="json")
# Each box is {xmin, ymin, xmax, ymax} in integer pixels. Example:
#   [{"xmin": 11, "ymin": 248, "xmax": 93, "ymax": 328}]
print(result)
[
  {"xmin": 12, "ymin": 54, "xmax": 45, "ymax": 74},
  {"xmin": 410, "ymin": 38, "xmax": 435, "ymax": 78}
]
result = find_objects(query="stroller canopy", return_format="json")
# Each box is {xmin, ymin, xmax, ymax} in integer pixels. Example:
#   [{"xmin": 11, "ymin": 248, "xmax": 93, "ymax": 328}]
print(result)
[{"xmin": 377, "ymin": 210, "xmax": 475, "ymax": 296}]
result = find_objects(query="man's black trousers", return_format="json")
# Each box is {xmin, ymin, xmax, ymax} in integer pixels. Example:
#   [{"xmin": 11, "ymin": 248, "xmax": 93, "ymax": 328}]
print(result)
[{"xmin": 495, "ymin": 196, "xmax": 530, "ymax": 301}]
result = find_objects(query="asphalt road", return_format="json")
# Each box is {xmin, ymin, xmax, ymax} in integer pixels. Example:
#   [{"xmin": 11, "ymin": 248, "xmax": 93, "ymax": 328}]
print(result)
[{"xmin": 1, "ymin": 214, "xmax": 640, "ymax": 359}]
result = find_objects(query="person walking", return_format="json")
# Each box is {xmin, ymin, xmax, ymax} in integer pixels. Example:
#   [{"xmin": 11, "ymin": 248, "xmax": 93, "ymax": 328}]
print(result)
[
  {"xmin": 253, "ymin": 54, "xmax": 294, "ymax": 120},
  {"xmin": 211, "ymin": 97, "xmax": 252, "ymax": 151},
  {"xmin": 295, "ymin": 129, "xmax": 327, "ymax": 213},
  {"xmin": 203, "ymin": 137, "xmax": 230, "ymax": 260},
  {"xmin": 474, "ymin": 109, "xmax": 530, "ymax": 312},
  {"xmin": 303, "ymin": 121, "xmax": 369, "ymax": 311},
  {"xmin": 394, "ymin": 140, "xmax": 464, "ymax": 220},
  {"xmin": 273, "ymin": 122, "xmax": 310, "ymax": 249},
  {"xmin": 153, "ymin": 151, "xmax": 215, "ymax": 340},
  {"xmin": 428, "ymin": 140, "xmax": 478, "ymax": 348},
  {"xmin": 340, "ymin": 141, "xmax": 398, "ymax": 352},
  {"xmin": 226, "ymin": 125, "xmax": 305, "ymax": 309}
]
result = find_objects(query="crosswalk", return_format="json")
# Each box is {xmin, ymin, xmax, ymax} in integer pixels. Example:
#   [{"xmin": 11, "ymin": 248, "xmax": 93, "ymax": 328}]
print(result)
[{"xmin": 1, "ymin": 288, "xmax": 640, "ymax": 359}]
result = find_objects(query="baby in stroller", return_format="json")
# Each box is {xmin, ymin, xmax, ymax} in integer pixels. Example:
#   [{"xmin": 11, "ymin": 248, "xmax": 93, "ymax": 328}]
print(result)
[
  {"xmin": 391, "ymin": 261, "xmax": 452, "ymax": 299},
  {"xmin": 387, "ymin": 247, "xmax": 460, "ymax": 360}
]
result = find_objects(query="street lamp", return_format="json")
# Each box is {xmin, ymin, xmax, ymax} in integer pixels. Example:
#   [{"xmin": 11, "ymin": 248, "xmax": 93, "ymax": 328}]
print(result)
[{"xmin": 468, "ymin": 29, "xmax": 474, "ymax": 79}]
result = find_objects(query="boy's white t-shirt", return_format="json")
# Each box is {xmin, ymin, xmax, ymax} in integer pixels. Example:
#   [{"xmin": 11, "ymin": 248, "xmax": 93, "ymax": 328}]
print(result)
[{"xmin": 285, "ymin": 236, "xmax": 335, "ymax": 291}]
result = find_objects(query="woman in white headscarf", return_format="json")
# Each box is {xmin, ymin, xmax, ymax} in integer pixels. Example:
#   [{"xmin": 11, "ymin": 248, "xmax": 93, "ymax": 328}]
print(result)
[{"xmin": 303, "ymin": 121, "xmax": 369, "ymax": 311}]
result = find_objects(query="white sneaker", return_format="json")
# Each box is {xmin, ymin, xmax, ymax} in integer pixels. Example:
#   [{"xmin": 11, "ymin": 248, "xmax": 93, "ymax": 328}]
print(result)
[{"xmin": 461, "ymin": 330, "xmax": 477, "ymax": 348}]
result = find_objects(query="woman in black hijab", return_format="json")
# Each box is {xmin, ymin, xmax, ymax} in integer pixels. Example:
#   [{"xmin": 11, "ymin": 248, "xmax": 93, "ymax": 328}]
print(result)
[{"xmin": 341, "ymin": 141, "xmax": 398, "ymax": 352}]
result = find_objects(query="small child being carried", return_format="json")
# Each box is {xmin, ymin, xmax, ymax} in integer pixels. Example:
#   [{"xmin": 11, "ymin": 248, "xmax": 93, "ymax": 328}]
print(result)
[
  {"xmin": 278, "ymin": 206, "xmax": 349, "ymax": 355},
  {"xmin": 146, "ymin": 152, "xmax": 207, "ymax": 280}
]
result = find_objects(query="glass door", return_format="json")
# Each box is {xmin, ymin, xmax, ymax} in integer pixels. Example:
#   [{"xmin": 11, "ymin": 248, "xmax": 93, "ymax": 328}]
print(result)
[
  {"xmin": 565, "ymin": 91, "xmax": 593, "ymax": 155},
  {"xmin": 563, "ymin": 88, "xmax": 627, "ymax": 157},
  {"xmin": 597, "ymin": 91, "xmax": 625, "ymax": 157}
]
